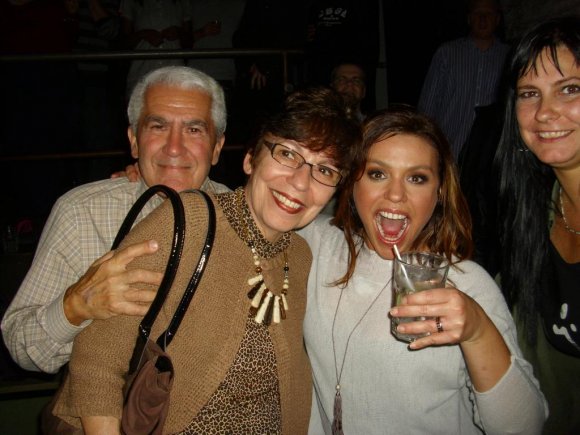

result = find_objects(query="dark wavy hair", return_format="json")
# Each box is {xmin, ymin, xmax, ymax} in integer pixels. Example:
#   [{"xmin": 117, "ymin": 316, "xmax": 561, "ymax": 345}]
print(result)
[
  {"xmin": 247, "ymin": 86, "xmax": 361, "ymax": 172},
  {"xmin": 494, "ymin": 15, "xmax": 580, "ymax": 343},
  {"xmin": 333, "ymin": 107, "xmax": 473, "ymax": 286}
]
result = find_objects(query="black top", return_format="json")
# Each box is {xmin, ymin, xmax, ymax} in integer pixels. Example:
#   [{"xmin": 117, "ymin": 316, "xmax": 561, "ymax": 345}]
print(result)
[{"xmin": 541, "ymin": 241, "xmax": 580, "ymax": 358}]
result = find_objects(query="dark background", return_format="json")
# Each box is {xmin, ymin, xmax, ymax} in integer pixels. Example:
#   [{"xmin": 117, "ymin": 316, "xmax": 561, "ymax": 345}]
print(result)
[{"xmin": 1, "ymin": 0, "xmax": 578, "ymax": 247}]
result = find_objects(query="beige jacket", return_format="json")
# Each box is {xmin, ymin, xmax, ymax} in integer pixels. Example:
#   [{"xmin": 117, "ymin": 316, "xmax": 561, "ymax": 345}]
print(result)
[{"xmin": 54, "ymin": 192, "xmax": 313, "ymax": 434}]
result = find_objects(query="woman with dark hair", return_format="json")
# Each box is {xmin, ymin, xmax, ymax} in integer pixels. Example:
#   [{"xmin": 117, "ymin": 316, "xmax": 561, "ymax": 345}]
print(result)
[
  {"xmin": 301, "ymin": 107, "xmax": 546, "ymax": 434},
  {"xmin": 494, "ymin": 16, "xmax": 580, "ymax": 433},
  {"xmin": 51, "ymin": 87, "xmax": 360, "ymax": 434}
]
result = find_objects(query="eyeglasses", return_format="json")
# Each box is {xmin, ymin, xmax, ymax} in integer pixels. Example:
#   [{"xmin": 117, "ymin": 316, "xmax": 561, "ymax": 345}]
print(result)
[
  {"xmin": 263, "ymin": 141, "xmax": 343, "ymax": 187},
  {"xmin": 333, "ymin": 76, "xmax": 365, "ymax": 87}
]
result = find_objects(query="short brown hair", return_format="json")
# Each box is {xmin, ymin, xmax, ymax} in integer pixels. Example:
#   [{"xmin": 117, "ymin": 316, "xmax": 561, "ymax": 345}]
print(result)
[{"xmin": 248, "ymin": 87, "xmax": 361, "ymax": 172}]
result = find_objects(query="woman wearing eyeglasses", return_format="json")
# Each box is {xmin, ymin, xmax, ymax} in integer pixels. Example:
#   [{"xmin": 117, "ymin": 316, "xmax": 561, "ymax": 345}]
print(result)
[{"xmin": 52, "ymin": 87, "xmax": 360, "ymax": 434}]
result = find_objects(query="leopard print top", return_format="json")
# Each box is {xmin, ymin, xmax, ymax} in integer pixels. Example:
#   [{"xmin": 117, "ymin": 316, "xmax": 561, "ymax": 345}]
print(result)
[
  {"xmin": 216, "ymin": 187, "xmax": 292, "ymax": 258},
  {"xmin": 179, "ymin": 188, "xmax": 290, "ymax": 434}
]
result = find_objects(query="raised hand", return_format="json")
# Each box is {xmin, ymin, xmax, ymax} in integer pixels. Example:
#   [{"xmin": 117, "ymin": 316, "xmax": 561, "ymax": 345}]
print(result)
[
  {"xmin": 63, "ymin": 240, "xmax": 162, "ymax": 325},
  {"xmin": 390, "ymin": 287, "xmax": 491, "ymax": 349},
  {"xmin": 390, "ymin": 286, "xmax": 511, "ymax": 391},
  {"xmin": 111, "ymin": 162, "xmax": 140, "ymax": 182}
]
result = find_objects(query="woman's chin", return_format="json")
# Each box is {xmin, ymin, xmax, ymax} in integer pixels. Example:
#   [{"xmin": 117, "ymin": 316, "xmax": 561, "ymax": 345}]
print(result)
[{"xmin": 365, "ymin": 232, "xmax": 409, "ymax": 260}]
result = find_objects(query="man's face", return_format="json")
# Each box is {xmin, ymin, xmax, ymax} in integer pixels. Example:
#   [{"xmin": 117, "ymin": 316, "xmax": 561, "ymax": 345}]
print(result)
[
  {"xmin": 331, "ymin": 64, "xmax": 366, "ymax": 107},
  {"xmin": 128, "ymin": 84, "xmax": 224, "ymax": 192},
  {"xmin": 468, "ymin": 0, "xmax": 500, "ymax": 40}
]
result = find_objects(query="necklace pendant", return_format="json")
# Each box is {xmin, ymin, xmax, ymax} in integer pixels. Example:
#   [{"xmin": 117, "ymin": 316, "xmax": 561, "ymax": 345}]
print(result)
[
  {"xmin": 263, "ymin": 294, "xmax": 276, "ymax": 325},
  {"xmin": 273, "ymin": 296, "xmax": 281, "ymax": 323},
  {"xmin": 281, "ymin": 293, "xmax": 289, "ymax": 312},
  {"xmin": 247, "ymin": 278, "xmax": 265, "ymax": 299},
  {"xmin": 248, "ymin": 273, "xmax": 263, "ymax": 286},
  {"xmin": 254, "ymin": 291, "xmax": 273, "ymax": 324},
  {"xmin": 279, "ymin": 296, "xmax": 287, "ymax": 320},
  {"xmin": 246, "ymin": 244, "xmax": 290, "ymax": 325},
  {"xmin": 249, "ymin": 283, "xmax": 267, "ymax": 316},
  {"xmin": 332, "ymin": 387, "xmax": 343, "ymax": 435}
]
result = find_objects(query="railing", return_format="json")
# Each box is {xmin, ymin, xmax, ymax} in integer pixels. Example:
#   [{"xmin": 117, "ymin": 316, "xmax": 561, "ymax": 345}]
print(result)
[
  {"xmin": 0, "ymin": 48, "xmax": 303, "ymax": 215},
  {"xmin": 0, "ymin": 48, "xmax": 303, "ymax": 157},
  {"xmin": 0, "ymin": 47, "xmax": 303, "ymax": 93}
]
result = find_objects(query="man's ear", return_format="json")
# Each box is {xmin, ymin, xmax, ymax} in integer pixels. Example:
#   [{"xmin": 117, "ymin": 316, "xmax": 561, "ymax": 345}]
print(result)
[
  {"xmin": 128, "ymin": 126, "xmax": 139, "ymax": 159},
  {"xmin": 212, "ymin": 135, "xmax": 226, "ymax": 165},
  {"xmin": 243, "ymin": 151, "xmax": 253, "ymax": 176}
]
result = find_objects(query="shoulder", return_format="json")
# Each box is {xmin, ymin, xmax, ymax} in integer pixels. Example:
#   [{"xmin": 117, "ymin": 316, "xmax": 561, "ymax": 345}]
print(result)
[
  {"xmin": 297, "ymin": 216, "xmax": 343, "ymax": 252},
  {"xmin": 492, "ymin": 38, "xmax": 510, "ymax": 53},
  {"xmin": 435, "ymin": 38, "xmax": 466, "ymax": 55},
  {"xmin": 48, "ymin": 178, "xmax": 140, "ymax": 222},
  {"xmin": 147, "ymin": 189, "xmax": 215, "ymax": 225},
  {"xmin": 54, "ymin": 178, "xmax": 140, "ymax": 208},
  {"xmin": 289, "ymin": 231, "xmax": 312, "ymax": 263},
  {"xmin": 202, "ymin": 178, "xmax": 232, "ymax": 195},
  {"xmin": 449, "ymin": 259, "xmax": 505, "ymax": 303},
  {"xmin": 450, "ymin": 259, "xmax": 496, "ymax": 284}
]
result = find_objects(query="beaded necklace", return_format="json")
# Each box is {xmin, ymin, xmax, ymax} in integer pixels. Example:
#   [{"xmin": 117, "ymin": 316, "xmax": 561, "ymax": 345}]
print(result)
[
  {"xmin": 228, "ymin": 187, "xmax": 292, "ymax": 326},
  {"xmin": 247, "ymin": 245, "xmax": 289, "ymax": 325}
]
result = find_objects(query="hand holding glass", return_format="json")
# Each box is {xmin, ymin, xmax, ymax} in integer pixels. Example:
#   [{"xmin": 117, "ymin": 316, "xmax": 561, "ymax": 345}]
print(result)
[{"xmin": 391, "ymin": 252, "xmax": 449, "ymax": 343}]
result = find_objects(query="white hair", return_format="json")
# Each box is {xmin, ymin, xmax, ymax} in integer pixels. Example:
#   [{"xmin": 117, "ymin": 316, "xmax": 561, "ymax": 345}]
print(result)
[{"xmin": 127, "ymin": 66, "xmax": 226, "ymax": 137}]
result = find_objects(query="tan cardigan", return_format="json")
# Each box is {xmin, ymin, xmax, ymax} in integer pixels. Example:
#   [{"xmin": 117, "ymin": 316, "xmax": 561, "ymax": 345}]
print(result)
[{"xmin": 54, "ymin": 192, "xmax": 313, "ymax": 434}]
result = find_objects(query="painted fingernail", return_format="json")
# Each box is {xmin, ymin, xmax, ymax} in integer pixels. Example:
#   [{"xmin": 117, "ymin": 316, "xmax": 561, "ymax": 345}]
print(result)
[{"xmin": 149, "ymin": 240, "xmax": 158, "ymax": 250}]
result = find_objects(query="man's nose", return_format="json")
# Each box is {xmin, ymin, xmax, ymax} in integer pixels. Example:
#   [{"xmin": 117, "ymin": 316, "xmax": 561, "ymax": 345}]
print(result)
[{"xmin": 165, "ymin": 127, "xmax": 184, "ymax": 155}]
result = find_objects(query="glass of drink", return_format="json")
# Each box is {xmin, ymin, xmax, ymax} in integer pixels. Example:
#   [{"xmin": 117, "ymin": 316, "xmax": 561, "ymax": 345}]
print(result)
[{"xmin": 391, "ymin": 252, "xmax": 449, "ymax": 343}]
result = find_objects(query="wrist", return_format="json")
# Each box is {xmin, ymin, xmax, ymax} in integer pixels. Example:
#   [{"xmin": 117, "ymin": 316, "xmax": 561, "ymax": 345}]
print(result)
[{"xmin": 63, "ymin": 286, "xmax": 89, "ymax": 326}]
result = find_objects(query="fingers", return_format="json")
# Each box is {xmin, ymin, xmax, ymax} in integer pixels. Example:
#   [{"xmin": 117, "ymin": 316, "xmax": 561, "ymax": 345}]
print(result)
[
  {"xmin": 394, "ymin": 317, "xmax": 460, "ymax": 350},
  {"xmin": 251, "ymin": 72, "xmax": 261, "ymax": 90},
  {"xmin": 118, "ymin": 302, "xmax": 151, "ymax": 317},
  {"xmin": 123, "ymin": 269, "xmax": 163, "ymax": 289},
  {"xmin": 125, "ymin": 162, "xmax": 140, "ymax": 182},
  {"xmin": 90, "ymin": 241, "xmax": 157, "ymax": 272},
  {"xmin": 63, "ymin": 241, "xmax": 161, "ymax": 324},
  {"xmin": 113, "ymin": 289, "xmax": 157, "ymax": 317},
  {"xmin": 250, "ymin": 70, "xmax": 267, "ymax": 90},
  {"xmin": 399, "ymin": 287, "xmax": 449, "ymax": 305},
  {"xmin": 111, "ymin": 240, "xmax": 159, "ymax": 265},
  {"xmin": 91, "ymin": 250, "xmax": 115, "ymax": 267},
  {"xmin": 390, "ymin": 288, "xmax": 469, "ymax": 349},
  {"xmin": 79, "ymin": 276, "xmax": 160, "ymax": 320}
]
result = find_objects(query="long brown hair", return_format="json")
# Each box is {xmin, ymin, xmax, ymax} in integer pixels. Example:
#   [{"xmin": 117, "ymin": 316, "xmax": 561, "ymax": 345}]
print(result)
[{"xmin": 333, "ymin": 107, "xmax": 473, "ymax": 286}]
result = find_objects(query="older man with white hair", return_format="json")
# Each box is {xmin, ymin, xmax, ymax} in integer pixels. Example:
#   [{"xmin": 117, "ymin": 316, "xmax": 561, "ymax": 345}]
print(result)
[{"xmin": 2, "ymin": 66, "xmax": 230, "ymax": 373}]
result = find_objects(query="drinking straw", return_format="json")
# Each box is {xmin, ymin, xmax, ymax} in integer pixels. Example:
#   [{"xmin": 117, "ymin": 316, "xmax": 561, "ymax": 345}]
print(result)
[{"xmin": 393, "ymin": 244, "xmax": 415, "ymax": 291}]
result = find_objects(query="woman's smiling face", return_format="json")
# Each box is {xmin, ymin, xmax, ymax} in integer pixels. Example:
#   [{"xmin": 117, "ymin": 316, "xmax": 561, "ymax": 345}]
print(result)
[
  {"xmin": 516, "ymin": 46, "xmax": 580, "ymax": 170},
  {"xmin": 353, "ymin": 133, "xmax": 440, "ymax": 260}
]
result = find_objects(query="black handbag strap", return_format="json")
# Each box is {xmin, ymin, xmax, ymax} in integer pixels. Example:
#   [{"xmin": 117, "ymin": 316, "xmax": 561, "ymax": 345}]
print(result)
[
  {"xmin": 112, "ymin": 185, "xmax": 187, "ymax": 341},
  {"xmin": 155, "ymin": 189, "xmax": 216, "ymax": 349},
  {"xmin": 124, "ymin": 188, "xmax": 216, "ymax": 375}
]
